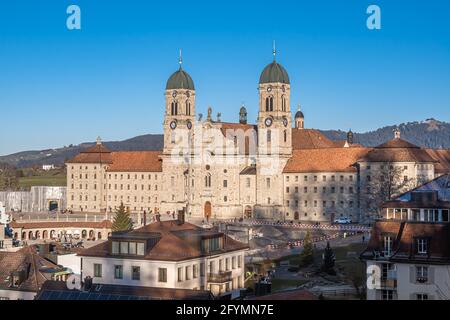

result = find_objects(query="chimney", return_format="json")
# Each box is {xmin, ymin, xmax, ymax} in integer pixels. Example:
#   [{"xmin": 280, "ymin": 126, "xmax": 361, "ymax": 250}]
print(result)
[
  {"xmin": 84, "ymin": 276, "xmax": 93, "ymax": 291},
  {"xmin": 347, "ymin": 130, "xmax": 354, "ymax": 145}
]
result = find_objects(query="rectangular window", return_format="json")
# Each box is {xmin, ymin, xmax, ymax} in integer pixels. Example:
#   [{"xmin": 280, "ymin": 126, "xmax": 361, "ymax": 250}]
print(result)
[
  {"xmin": 129, "ymin": 242, "xmax": 137, "ymax": 255},
  {"xmin": 383, "ymin": 236, "xmax": 393, "ymax": 257},
  {"xmin": 120, "ymin": 242, "xmax": 129, "ymax": 255},
  {"xmin": 134, "ymin": 243, "xmax": 144, "ymax": 255},
  {"xmin": 223, "ymin": 180, "xmax": 228, "ymax": 188},
  {"xmin": 417, "ymin": 238, "xmax": 428, "ymax": 254},
  {"xmin": 94, "ymin": 264, "xmax": 102, "ymax": 278},
  {"xmin": 178, "ymin": 267, "xmax": 183, "ymax": 282},
  {"xmin": 381, "ymin": 290, "xmax": 394, "ymax": 301},
  {"xmin": 232, "ymin": 256, "xmax": 236, "ymax": 269},
  {"xmin": 246, "ymin": 178, "xmax": 251, "ymax": 188},
  {"xmin": 238, "ymin": 255, "xmax": 242, "ymax": 268},
  {"xmin": 266, "ymin": 178, "xmax": 271, "ymax": 188},
  {"xmin": 416, "ymin": 266, "xmax": 428, "ymax": 283},
  {"xmin": 193, "ymin": 264, "xmax": 199, "ymax": 279},
  {"xmin": 158, "ymin": 268, "xmax": 167, "ymax": 282},
  {"xmin": 416, "ymin": 294, "xmax": 428, "ymax": 300},
  {"xmin": 114, "ymin": 265, "xmax": 123, "ymax": 279},
  {"xmin": 132, "ymin": 266, "xmax": 140, "ymax": 280},
  {"xmin": 185, "ymin": 266, "xmax": 191, "ymax": 280},
  {"xmin": 112, "ymin": 241, "xmax": 120, "ymax": 255}
]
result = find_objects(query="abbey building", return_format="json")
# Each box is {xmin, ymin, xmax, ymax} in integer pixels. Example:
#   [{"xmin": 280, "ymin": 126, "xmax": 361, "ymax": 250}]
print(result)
[{"xmin": 66, "ymin": 54, "xmax": 450, "ymax": 223}]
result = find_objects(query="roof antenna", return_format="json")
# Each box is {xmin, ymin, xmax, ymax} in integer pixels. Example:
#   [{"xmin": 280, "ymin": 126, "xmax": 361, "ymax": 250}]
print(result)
[
  {"xmin": 179, "ymin": 49, "xmax": 182, "ymax": 69},
  {"xmin": 272, "ymin": 40, "xmax": 276, "ymax": 61}
]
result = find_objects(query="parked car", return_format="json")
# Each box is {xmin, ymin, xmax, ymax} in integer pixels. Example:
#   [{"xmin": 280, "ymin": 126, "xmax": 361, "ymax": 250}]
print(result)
[{"xmin": 333, "ymin": 217, "xmax": 352, "ymax": 224}]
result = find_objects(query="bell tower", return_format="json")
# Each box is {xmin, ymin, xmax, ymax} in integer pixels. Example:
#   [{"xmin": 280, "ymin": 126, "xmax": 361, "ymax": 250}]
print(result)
[
  {"xmin": 257, "ymin": 43, "xmax": 292, "ymax": 156},
  {"xmin": 163, "ymin": 50, "xmax": 196, "ymax": 156}
]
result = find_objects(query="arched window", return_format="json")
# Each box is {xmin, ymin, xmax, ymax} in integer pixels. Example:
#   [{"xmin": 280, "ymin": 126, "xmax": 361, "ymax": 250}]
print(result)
[
  {"xmin": 186, "ymin": 101, "xmax": 190, "ymax": 115},
  {"xmin": 205, "ymin": 174, "xmax": 211, "ymax": 188},
  {"xmin": 175, "ymin": 102, "xmax": 178, "ymax": 115},
  {"xmin": 284, "ymin": 130, "xmax": 287, "ymax": 142},
  {"xmin": 281, "ymin": 96, "xmax": 286, "ymax": 112},
  {"xmin": 269, "ymin": 97, "xmax": 274, "ymax": 111},
  {"xmin": 267, "ymin": 129, "xmax": 271, "ymax": 143},
  {"xmin": 265, "ymin": 97, "xmax": 269, "ymax": 111},
  {"xmin": 171, "ymin": 102, "xmax": 175, "ymax": 115}
]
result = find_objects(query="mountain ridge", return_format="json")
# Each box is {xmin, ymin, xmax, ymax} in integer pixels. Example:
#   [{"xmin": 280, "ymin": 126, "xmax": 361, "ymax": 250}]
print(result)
[{"xmin": 1, "ymin": 119, "xmax": 449, "ymax": 168}]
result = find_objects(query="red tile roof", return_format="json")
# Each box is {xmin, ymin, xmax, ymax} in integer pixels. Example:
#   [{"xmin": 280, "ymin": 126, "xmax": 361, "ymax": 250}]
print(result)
[
  {"xmin": 283, "ymin": 147, "xmax": 371, "ymax": 173},
  {"xmin": 361, "ymin": 220, "xmax": 450, "ymax": 263},
  {"xmin": 80, "ymin": 220, "xmax": 248, "ymax": 261},
  {"xmin": 426, "ymin": 149, "xmax": 450, "ymax": 174},
  {"xmin": 66, "ymin": 144, "xmax": 113, "ymax": 164},
  {"xmin": 0, "ymin": 246, "xmax": 59, "ymax": 292},
  {"xmin": 10, "ymin": 220, "xmax": 112, "ymax": 229},
  {"xmin": 107, "ymin": 151, "xmax": 163, "ymax": 172},
  {"xmin": 359, "ymin": 138, "xmax": 436, "ymax": 163},
  {"xmin": 291, "ymin": 129, "xmax": 337, "ymax": 149}
]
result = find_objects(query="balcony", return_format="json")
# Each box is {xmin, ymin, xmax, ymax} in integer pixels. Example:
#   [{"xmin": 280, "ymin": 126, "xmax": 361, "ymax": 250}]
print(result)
[
  {"xmin": 207, "ymin": 271, "xmax": 232, "ymax": 283},
  {"xmin": 380, "ymin": 279, "xmax": 397, "ymax": 288}
]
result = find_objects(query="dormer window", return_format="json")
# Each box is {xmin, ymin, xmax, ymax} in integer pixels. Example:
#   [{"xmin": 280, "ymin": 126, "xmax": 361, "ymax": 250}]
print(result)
[
  {"xmin": 383, "ymin": 236, "xmax": 393, "ymax": 257},
  {"xmin": 416, "ymin": 238, "xmax": 428, "ymax": 255},
  {"xmin": 111, "ymin": 241, "xmax": 145, "ymax": 256}
]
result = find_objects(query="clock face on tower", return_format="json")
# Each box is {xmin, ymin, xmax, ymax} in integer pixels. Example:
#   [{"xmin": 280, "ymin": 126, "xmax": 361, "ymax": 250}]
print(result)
[
  {"xmin": 172, "ymin": 91, "xmax": 177, "ymax": 98},
  {"xmin": 283, "ymin": 118, "xmax": 288, "ymax": 127},
  {"xmin": 265, "ymin": 117, "xmax": 273, "ymax": 127},
  {"xmin": 170, "ymin": 120, "xmax": 177, "ymax": 130},
  {"xmin": 267, "ymin": 86, "xmax": 272, "ymax": 92}
]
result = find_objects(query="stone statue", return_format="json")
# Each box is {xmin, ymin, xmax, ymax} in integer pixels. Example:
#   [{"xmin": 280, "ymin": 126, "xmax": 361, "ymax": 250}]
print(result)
[
  {"xmin": 217, "ymin": 112, "xmax": 221, "ymax": 122},
  {"xmin": 198, "ymin": 113, "xmax": 203, "ymax": 121},
  {"xmin": 207, "ymin": 106, "xmax": 212, "ymax": 121}
]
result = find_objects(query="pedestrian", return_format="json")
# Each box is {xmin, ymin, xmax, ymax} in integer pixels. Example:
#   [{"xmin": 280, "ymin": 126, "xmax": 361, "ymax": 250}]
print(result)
[{"xmin": 362, "ymin": 234, "xmax": 366, "ymax": 243}]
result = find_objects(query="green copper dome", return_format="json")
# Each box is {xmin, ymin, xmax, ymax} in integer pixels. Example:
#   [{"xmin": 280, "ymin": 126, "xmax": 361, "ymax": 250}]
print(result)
[
  {"xmin": 259, "ymin": 61, "xmax": 290, "ymax": 84},
  {"xmin": 166, "ymin": 67, "xmax": 195, "ymax": 90}
]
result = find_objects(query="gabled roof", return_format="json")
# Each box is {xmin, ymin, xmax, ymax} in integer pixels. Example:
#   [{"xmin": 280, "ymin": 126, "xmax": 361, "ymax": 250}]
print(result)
[
  {"xmin": 283, "ymin": 147, "xmax": 371, "ymax": 173},
  {"xmin": 107, "ymin": 151, "xmax": 163, "ymax": 172},
  {"xmin": 291, "ymin": 129, "xmax": 339, "ymax": 149},
  {"xmin": 0, "ymin": 246, "xmax": 59, "ymax": 293},
  {"xmin": 361, "ymin": 220, "xmax": 450, "ymax": 264},
  {"xmin": 66, "ymin": 143, "xmax": 113, "ymax": 164}
]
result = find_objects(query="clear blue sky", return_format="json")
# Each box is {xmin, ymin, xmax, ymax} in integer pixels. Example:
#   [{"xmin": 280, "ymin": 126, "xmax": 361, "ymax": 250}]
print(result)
[{"xmin": 1, "ymin": 0, "xmax": 449, "ymax": 155}]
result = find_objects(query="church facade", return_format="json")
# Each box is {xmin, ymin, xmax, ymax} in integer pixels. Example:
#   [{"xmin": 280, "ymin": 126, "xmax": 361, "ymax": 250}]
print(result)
[{"xmin": 66, "ymin": 54, "xmax": 450, "ymax": 223}]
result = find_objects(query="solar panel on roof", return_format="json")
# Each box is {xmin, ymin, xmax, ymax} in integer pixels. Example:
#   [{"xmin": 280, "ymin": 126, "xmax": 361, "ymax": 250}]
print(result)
[
  {"xmin": 87, "ymin": 293, "xmax": 100, "ymax": 300},
  {"xmin": 58, "ymin": 292, "xmax": 71, "ymax": 300},
  {"xmin": 67, "ymin": 291, "xmax": 79, "ymax": 300},
  {"xmin": 78, "ymin": 292, "xmax": 90, "ymax": 300},
  {"xmin": 39, "ymin": 291, "xmax": 52, "ymax": 300},
  {"xmin": 49, "ymin": 291, "xmax": 62, "ymax": 300}
]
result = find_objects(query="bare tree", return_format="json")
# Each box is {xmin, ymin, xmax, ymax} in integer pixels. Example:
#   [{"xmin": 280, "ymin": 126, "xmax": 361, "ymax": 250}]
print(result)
[
  {"xmin": 363, "ymin": 162, "xmax": 416, "ymax": 220},
  {"xmin": 0, "ymin": 162, "xmax": 19, "ymax": 191}
]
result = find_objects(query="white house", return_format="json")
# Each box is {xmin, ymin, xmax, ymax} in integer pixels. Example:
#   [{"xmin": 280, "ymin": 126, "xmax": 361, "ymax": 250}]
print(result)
[{"xmin": 78, "ymin": 216, "xmax": 248, "ymax": 298}]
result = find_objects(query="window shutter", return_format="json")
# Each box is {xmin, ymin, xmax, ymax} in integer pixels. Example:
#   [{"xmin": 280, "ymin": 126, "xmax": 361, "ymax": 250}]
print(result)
[
  {"xmin": 410, "ymin": 266, "xmax": 416, "ymax": 283},
  {"xmin": 428, "ymin": 267, "xmax": 434, "ymax": 284}
]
